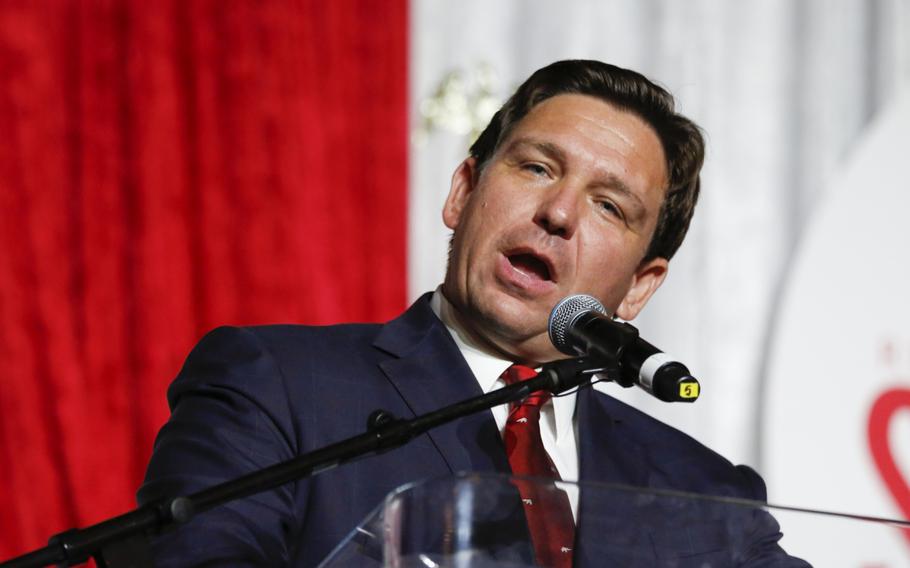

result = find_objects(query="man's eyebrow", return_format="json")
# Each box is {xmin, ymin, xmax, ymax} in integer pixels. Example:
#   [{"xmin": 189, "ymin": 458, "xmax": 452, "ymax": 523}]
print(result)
[
  {"xmin": 503, "ymin": 138, "xmax": 567, "ymax": 164},
  {"xmin": 600, "ymin": 173, "xmax": 644, "ymax": 210}
]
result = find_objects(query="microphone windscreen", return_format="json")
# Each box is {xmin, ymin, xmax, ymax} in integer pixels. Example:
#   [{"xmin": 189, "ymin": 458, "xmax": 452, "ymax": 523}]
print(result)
[{"xmin": 547, "ymin": 294, "xmax": 606, "ymax": 354}]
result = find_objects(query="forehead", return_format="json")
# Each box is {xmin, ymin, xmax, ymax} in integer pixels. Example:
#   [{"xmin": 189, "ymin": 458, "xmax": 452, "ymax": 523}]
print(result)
[{"xmin": 501, "ymin": 94, "xmax": 668, "ymax": 195}]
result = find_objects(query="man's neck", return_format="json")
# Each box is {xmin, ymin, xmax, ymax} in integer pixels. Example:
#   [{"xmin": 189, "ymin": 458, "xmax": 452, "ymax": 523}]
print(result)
[{"xmin": 432, "ymin": 287, "xmax": 508, "ymax": 359}]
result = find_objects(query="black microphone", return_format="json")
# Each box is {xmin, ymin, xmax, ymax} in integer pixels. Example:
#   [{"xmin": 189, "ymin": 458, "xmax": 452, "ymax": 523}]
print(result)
[{"xmin": 547, "ymin": 295, "xmax": 700, "ymax": 403}]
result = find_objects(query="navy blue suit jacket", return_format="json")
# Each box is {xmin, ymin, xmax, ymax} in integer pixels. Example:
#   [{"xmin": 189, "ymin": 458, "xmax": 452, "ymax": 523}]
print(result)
[{"xmin": 139, "ymin": 295, "xmax": 804, "ymax": 566}]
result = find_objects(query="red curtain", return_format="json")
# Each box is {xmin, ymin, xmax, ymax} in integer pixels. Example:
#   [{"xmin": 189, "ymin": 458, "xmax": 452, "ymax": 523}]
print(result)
[{"xmin": 0, "ymin": 0, "xmax": 408, "ymax": 558}]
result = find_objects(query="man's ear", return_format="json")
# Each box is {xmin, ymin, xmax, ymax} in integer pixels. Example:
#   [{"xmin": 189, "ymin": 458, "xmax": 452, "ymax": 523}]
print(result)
[
  {"xmin": 615, "ymin": 257, "xmax": 669, "ymax": 321},
  {"xmin": 442, "ymin": 157, "xmax": 478, "ymax": 230}
]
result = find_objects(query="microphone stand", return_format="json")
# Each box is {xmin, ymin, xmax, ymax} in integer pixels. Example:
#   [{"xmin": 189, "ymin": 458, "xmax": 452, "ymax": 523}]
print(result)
[{"xmin": 1, "ymin": 356, "xmax": 608, "ymax": 568}]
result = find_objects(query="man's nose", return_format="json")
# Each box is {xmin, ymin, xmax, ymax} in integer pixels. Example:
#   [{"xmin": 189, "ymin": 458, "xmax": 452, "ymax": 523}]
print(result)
[{"xmin": 533, "ymin": 182, "xmax": 581, "ymax": 238}]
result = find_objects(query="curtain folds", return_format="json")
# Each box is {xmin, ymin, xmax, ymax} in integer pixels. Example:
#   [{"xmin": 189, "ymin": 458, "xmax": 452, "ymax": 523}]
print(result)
[{"xmin": 0, "ymin": 1, "xmax": 407, "ymax": 557}]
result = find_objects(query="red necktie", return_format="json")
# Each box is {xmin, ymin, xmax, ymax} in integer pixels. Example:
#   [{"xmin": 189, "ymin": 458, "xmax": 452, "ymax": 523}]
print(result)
[{"xmin": 501, "ymin": 365, "xmax": 575, "ymax": 568}]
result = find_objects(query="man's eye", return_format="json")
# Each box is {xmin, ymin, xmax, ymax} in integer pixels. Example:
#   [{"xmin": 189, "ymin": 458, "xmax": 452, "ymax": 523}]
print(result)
[
  {"xmin": 522, "ymin": 163, "xmax": 548, "ymax": 176},
  {"xmin": 600, "ymin": 201, "xmax": 623, "ymax": 218}
]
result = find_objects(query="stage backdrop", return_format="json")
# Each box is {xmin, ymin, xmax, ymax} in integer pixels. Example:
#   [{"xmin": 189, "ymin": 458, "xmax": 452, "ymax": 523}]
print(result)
[{"xmin": 0, "ymin": 1, "xmax": 407, "ymax": 558}]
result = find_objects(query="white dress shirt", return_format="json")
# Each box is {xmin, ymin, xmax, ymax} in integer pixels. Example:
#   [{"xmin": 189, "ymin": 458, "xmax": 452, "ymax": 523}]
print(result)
[{"xmin": 430, "ymin": 288, "xmax": 580, "ymax": 517}]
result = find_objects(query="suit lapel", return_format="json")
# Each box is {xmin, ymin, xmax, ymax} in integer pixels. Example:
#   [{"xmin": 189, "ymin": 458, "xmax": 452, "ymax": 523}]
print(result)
[
  {"xmin": 574, "ymin": 386, "xmax": 658, "ymax": 566},
  {"xmin": 373, "ymin": 294, "xmax": 511, "ymax": 475},
  {"xmin": 576, "ymin": 386, "xmax": 649, "ymax": 487}
]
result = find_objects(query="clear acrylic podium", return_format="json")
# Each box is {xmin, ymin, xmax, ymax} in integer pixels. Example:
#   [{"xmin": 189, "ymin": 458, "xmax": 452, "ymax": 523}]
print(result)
[{"xmin": 318, "ymin": 473, "xmax": 910, "ymax": 567}]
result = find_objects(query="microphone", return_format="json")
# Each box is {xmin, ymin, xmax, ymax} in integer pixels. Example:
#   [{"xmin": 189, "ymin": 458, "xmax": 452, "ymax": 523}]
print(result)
[{"xmin": 547, "ymin": 295, "xmax": 700, "ymax": 403}]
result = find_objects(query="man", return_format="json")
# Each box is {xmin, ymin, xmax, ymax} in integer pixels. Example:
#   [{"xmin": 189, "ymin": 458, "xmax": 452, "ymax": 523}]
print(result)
[{"xmin": 139, "ymin": 60, "xmax": 804, "ymax": 566}]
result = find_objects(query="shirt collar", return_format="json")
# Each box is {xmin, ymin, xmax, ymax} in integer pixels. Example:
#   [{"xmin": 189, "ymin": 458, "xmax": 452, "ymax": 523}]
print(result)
[{"xmin": 430, "ymin": 287, "xmax": 577, "ymax": 442}]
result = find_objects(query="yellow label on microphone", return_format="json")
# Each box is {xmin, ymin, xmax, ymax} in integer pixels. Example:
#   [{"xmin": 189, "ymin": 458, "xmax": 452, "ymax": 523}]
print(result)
[{"xmin": 679, "ymin": 382, "xmax": 699, "ymax": 399}]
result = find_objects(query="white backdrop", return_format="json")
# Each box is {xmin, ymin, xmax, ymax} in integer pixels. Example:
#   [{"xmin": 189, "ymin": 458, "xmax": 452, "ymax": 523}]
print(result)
[{"xmin": 762, "ymin": 85, "xmax": 910, "ymax": 565}]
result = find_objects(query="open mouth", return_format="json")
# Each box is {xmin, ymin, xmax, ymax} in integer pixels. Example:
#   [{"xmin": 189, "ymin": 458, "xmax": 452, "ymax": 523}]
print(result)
[{"xmin": 507, "ymin": 253, "xmax": 553, "ymax": 282}]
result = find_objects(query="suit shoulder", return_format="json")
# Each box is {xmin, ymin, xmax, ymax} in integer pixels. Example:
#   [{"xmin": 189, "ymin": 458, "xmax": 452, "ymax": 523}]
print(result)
[
  {"xmin": 595, "ymin": 390, "xmax": 716, "ymax": 455},
  {"xmin": 593, "ymin": 390, "xmax": 767, "ymax": 499},
  {"xmin": 175, "ymin": 322, "xmax": 386, "ymax": 397},
  {"xmin": 189, "ymin": 321, "xmax": 379, "ymax": 346},
  {"xmin": 241, "ymin": 321, "xmax": 383, "ymax": 348}
]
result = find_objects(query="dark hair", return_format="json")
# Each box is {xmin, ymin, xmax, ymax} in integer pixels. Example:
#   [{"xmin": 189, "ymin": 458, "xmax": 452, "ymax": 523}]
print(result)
[{"xmin": 469, "ymin": 60, "xmax": 704, "ymax": 261}]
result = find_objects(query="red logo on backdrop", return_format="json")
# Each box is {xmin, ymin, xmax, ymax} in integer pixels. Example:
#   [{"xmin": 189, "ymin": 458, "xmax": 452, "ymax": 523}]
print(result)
[{"xmin": 868, "ymin": 387, "xmax": 910, "ymax": 547}]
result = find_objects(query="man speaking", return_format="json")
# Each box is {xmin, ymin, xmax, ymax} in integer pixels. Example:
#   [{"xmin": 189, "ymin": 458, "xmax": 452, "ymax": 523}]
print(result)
[{"xmin": 139, "ymin": 60, "xmax": 803, "ymax": 566}]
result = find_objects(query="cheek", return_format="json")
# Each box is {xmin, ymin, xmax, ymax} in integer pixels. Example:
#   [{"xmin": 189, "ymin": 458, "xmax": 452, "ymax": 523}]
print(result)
[
  {"xmin": 455, "ymin": 204, "xmax": 502, "ymax": 270},
  {"xmin": 577, "ymin": 232, "xmax": 640, "ymax": 293},
  {"xmin": 464, "ymin": 194, "xmax": 521, "ymax": 243}
]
